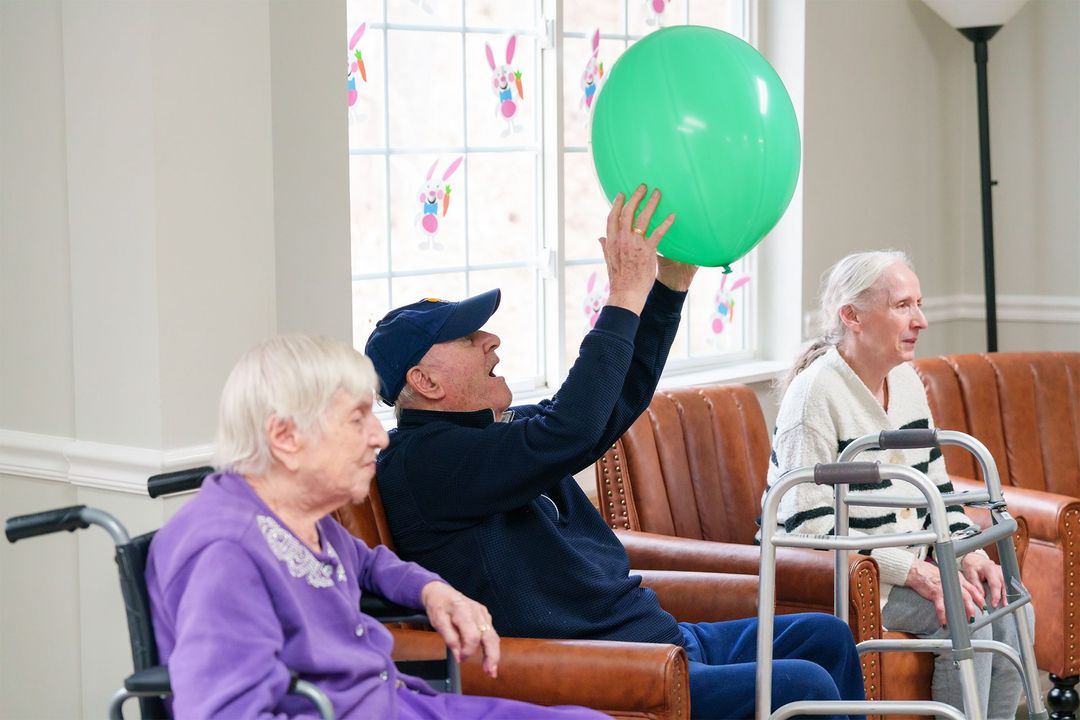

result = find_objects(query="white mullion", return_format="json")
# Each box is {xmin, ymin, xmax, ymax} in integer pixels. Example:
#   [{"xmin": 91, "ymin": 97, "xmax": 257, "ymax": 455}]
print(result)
[
  {"xmin": 380, "ymin": 0, "xmax": 394, "ymax": 309},
  {"xmin": 367, "ymin": 20, "xmax": 541, "ymax": 38},
  {"xmin": 540, "ymin": 0, "xmax": 566, "ymax": 387},
  {"xmin": 459, "ymin": 5, "xmax": 471, "ymax": 298}
]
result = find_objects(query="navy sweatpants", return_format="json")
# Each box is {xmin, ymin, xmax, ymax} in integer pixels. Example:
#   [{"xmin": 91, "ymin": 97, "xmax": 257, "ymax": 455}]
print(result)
[{"xmin": 679, "ymin": 612, "xmax": 865, "ymax": 720}]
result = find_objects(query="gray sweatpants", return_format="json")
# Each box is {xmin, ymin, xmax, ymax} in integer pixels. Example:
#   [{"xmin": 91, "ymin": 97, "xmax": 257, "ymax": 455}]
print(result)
[{"xmin": 881, "ymin": 585, "xmax": 1034, "ymax": 720}]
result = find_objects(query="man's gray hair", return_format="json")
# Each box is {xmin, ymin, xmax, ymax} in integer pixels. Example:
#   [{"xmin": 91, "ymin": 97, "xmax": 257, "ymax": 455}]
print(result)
[{"xmin": 215, "ymin": 334, "xmax": 378, "ymax": 476}]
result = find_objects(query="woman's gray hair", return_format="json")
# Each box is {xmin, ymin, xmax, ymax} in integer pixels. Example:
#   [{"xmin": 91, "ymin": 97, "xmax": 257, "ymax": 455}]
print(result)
[
  {"xmin": 776, "ymin": 250, "xmax": 914, "ymax": 396},
  {"xmin": 215, "ymin": 334, "xmax": 378, "ymax": 475}
]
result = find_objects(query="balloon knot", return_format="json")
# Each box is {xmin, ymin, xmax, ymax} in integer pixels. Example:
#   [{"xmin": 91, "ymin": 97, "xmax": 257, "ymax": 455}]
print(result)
[{"xmin": 722, "ymin": 265, "xmax": 733, "ymax": 274}]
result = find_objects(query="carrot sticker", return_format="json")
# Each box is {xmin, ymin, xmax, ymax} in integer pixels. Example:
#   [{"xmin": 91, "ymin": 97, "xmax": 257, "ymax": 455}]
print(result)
[
  {"xmin": 514, "ymin": 71, "xmax": 524, "ymax": 100},
  {"xmin": 442, "ymin": 184, "xmax": 452, "ymax": 216}
]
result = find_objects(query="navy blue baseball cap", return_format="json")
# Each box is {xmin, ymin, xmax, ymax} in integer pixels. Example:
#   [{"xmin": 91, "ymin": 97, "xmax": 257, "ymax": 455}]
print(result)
[{"xmin": 365, "ymin": 289, "xmax": 502, "ymax": 404}]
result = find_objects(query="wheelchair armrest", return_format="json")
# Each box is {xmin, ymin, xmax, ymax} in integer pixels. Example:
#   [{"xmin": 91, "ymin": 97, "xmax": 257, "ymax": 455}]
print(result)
[
  {"xmin": 124, "ymin": 664, "xmax": 171, "ymax": 694},
  {"xmin": 361, "ymin": 592, "xmax": 430, "ymax": 626}
]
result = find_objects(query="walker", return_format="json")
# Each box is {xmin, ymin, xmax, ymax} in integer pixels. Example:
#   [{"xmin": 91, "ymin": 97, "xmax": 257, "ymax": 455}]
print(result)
[{"xmin": 756, "ymin": 428, "xmax": 1047, "ymax": 720}]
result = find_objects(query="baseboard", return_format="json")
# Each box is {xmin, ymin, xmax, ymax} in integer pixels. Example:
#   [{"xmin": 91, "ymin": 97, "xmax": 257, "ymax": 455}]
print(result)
[{"xmin": 0, "ymin": 429, "xmax": 213, "ymax": 495}]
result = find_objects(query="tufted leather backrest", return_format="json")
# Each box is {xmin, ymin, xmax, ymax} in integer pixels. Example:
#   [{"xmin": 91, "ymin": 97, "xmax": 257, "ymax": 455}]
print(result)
[
  {"xmin": 913, "ymin": 352, "xmax": 1080, "ymax": 494},
  {"xmin": 333, "ymin": 483, "xmax": 396, "ymax": 551},
  {"xmin": 596, "ymin": 384, "xmax": 771, "ymax": 544}
]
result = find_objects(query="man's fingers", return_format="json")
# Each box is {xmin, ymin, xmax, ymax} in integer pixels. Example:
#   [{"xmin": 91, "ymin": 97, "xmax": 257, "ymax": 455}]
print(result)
[
  {"xmin": 648, "ymin": 213, "xmax": 676, "ymax": 247},
  {"xmin": 619, "ymin": 184, "xmax": 648, "ymax": 229},
  {"xmin": 607, "ymin": 193, "xmax": 624, "ymax": 240},
  {"xmin": 634, "ymin": 188, "xmax": 662, "ymax": 234}
]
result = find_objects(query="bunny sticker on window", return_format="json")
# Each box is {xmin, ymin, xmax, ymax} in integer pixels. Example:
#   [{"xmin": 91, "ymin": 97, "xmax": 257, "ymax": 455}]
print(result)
[
  {"xmin": 416, "ymin": 156, "xmax": 463, "ymax": 251},
  {"xmin": 711, "ymin": 274, "xmax": 750, "ymax": 335},
  {"xmin": 644, "ymin": 0, "xmax": 670, "ymax": 27},
  {"xmin": 583, "ymin": 270, "xmax": 610, "ymax": 329},
  {"xmin": 485, "ymin": 35, "xmax": 524, "ymax": 137},
  {"xmin": 347, "ymin": 23, "xmax": 367, "ymax": 122},
  {"xmin": 581, "ymin": 29, "xmax": 604, "ymax": 112}
]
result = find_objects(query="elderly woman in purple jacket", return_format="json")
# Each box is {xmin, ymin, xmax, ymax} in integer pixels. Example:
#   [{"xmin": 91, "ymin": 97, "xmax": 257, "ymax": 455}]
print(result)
[{"xmin": 146, "ymin": 334, "xmax": 604, "ymax": 719}]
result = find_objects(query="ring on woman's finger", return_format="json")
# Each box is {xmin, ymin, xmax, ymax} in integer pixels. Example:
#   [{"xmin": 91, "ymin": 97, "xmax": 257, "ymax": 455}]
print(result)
[
  {"xmin": 631, "ymin": 225, "xmax": 646, "ymax": 236},
  {"xmin": 478, "ymin": 624, "xmax": 490, "ymax": 634}
]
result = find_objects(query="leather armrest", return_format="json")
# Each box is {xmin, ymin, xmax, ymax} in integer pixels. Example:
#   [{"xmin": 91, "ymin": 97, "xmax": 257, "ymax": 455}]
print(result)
[
  {"xmin": 390, "ymin": 627, "xmax": 689, "ymax": 720},
  {"xmin": 615, "ymin": 529, "xmax": 874, "ymax": 613},
  {"xmin": 638, "ymin": 569, "xmax": 758, "ymax": 623},
  {"xmin": 953, "ymin": 476, "xmax": 1080, "ymax": 545}
]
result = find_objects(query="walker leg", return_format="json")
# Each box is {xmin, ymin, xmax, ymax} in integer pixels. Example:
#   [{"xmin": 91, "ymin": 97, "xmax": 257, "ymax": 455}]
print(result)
[
  {"xmin": 1049, "ymin": 674, "xmax": 1079, "ymax": 720},
  {"xmin": 955, "ymin": 657, "xmax": 985, "ymax": 720}
]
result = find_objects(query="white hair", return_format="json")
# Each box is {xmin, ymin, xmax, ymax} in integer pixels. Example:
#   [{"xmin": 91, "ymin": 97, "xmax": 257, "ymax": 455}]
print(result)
[
  {"xmin": 776, "ymin": 250, "xmax": 914, "ymax": 395},
  {"xmin": 215, "ymin": 334, "xmax": 377, "ymax": 476}
]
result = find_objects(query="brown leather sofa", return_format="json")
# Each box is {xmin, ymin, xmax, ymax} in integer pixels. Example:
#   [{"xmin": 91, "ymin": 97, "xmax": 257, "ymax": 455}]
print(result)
[
  {"xmin": 914, "ymin": 351, "xmax": 1080, "ymax": 718},
  {"xmin": 335, "ymin": 484, "xmax": 784, "ymax": 719},
  {"xmin": 595, "ymin": 382, "xmax": 1029, "ymax": 719}
]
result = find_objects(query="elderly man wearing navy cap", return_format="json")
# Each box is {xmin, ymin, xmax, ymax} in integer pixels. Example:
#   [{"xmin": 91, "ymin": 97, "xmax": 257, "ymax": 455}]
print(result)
[{"xmin": 366, "ymin": 185, "xmax": 865, "ymax": 720}]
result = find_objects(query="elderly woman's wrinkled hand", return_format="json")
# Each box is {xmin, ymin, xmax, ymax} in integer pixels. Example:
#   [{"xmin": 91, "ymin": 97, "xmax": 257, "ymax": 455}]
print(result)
[
  {"xmin": 961, "ymin": 552, "xmax": 1007, "ymax": 609},
  {"xmin": 421, "ymin": 581, "xmax": 500, "ymax": 678}
]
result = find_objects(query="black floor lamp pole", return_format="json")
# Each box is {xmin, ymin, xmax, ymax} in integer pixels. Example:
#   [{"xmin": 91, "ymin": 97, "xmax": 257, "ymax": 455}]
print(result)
[{"xmin": 961, "ymin": 25, "xmax": 1003, "ymax": 352}]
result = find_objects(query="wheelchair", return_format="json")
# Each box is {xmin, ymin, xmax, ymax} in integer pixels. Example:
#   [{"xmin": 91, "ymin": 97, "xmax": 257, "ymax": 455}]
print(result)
[{"xmin": 4, "ymin": 465, "xmax": 459, "ymax": 720}]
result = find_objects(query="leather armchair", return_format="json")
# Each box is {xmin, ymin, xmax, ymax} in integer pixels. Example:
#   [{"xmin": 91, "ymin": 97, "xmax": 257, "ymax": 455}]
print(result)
[
  {"xmin": 595, "ymin": 382, "xmax": 1029, "ymax": 719},
  {"xmin": 915, "ymin": 352, "xmax": 1080, "ymax": 718},
  {"xmin": 335, "ymin": 484, "xmax": 781, "ymax": 719}
]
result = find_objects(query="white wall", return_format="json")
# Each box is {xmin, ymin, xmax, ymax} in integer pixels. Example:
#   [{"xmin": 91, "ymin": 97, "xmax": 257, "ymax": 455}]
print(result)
[
  {"xmin": 0, "ymin": 0, "xmax": 348, "ymax": 717},
  {"xmin": 803, "ymin": 0, "xmax": 1080, "ymax": 356},
  {"xmin": 1, "ymin": 0, "xmax": 1078, "ymax": 717}
]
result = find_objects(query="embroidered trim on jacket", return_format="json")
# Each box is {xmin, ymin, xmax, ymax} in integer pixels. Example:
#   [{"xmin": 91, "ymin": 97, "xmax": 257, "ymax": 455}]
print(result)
[{"xmin": 257, "ymin": 515, "xmax": 347, "ymax": 588}]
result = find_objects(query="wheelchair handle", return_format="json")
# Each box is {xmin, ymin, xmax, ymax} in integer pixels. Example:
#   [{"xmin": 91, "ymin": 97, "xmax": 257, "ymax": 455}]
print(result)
[
  {"xmin": 148, "ymin": 466, "xmax": 213, "ymax": 498},
  {"xmin": 6, "ymin": 505, "xmax": 91, "ymax": 543},
  {"xmin": 877, "ymin": 428, "xmax": 938, "ymax": 449}
]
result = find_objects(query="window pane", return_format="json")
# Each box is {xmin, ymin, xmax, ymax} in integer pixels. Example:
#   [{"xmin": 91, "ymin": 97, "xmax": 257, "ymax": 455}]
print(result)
[
  {"xmin": 688, "ymin": 264, "xmax": 752, "ymax": 356},
  {"xmin": 388, "ymin": 154, "xmax": 467, "ymax": 271},
  {"xmin": 353, "ymin": 279, "xmax": 391, "ymax": 349},
  {"xmin": 466, "ymin": 33, "xmax": 538, "ymax": 147},
  {"xmin": 689, "ymin": 0, "xmax": 744, "ymax": 32},
  {"xmin": 466, "ymin": 152, "xmax": 537, "ymax": 265},
  {"xmin": 387, "ymin": 31, "xmax": 465, "ymax": 148},
  {"xmin": 391, "ymin": 272, "xmax": 467, "ymax": 310},
  {"xmin": 465, "ymin": 0, "xmax": 538, "ymax": 30},
  {"xmin": 563, "ymin": 151, "xmax": 608, "ymax": 262},
  {"xmin": 469, "ymin": 266, "xmax": 540, "ymax": 383},
  {"xmin": 350, "ymin": 155, "xmax": 389, "ymax": 276},
  {"xmin": 562, "ymin": 262, "xmax": 607, "ymax": 371},
  {"xmin": 628, "ymin": 0, "xmax": 688, "ymax": 36},
  {"xmin": 345, "ymin": 15, "xmax": 386, "ymax": 149},
  {"xmin": 564, "ymin": 1, "xmax": 623, "ymax": 35},
  {"xmin": 562, "ymin": 35, "xmax": 625, "ymax": 149},
  {"xmin": 387, "ymin": 0, "xmax": 462, "ymax": 26}
]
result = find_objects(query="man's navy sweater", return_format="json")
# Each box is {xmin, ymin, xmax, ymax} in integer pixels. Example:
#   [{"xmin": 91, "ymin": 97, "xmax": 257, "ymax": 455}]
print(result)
[{"xmin": 376, "ymin": 281, "xmax": 685, "ymax": 646}]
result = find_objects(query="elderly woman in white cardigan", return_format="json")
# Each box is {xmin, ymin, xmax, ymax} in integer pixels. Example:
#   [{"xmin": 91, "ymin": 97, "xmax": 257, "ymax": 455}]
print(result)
[{"xmin": 763, "ymin": 250, "xmax": 1030, "ymax": 720}]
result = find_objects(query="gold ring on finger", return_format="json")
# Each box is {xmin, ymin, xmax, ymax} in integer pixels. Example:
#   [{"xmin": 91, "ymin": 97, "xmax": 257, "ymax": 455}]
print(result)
[{"xmin": 631, "ymin": 226, "xmax": 646, "ymax": 236}]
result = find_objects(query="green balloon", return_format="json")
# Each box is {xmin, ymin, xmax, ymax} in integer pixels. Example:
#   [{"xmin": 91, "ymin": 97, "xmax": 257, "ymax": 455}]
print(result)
[{"xmin": 591, "ymin": 26, "xmax": 801, "ymax": 269}]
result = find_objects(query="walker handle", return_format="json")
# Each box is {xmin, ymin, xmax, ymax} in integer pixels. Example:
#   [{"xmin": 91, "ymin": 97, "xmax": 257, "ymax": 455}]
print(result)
[
  {"xmin": 814, "ymin": 462, "xmax": 880, "ymax": 486},
  {"xmin": 877, "ymin": 429, "xmax": 939, "ymax": 449},
  {"xmin": 5, "ymin": 505, "xmax": 89, "ymax": 542}
]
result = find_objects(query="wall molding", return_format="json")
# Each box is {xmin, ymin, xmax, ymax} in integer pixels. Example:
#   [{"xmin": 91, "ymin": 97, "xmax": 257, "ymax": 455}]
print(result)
[
  {"xmin": 921, "ymin": 293, "xmax": 1080, "ymax": 324},
  {"xmin": 0, "ymin": 429, "xmax": 214, "ymax": 495},
  {"xmin": 804, "ymin": 293, "xmax": 1080, "ymax": 337}
]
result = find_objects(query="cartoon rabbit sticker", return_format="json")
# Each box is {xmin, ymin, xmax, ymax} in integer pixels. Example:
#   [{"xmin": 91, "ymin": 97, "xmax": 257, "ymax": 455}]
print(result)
[
  {"xmin": 580, "ymin": 28, "xmax": 603, "ymax": 111},
  {"xmin": 583, "ymin": 271, "xmax": 610, "ymax": 329},
  {"xmin": 416, "ymin": 156, "xmax": 464, "ymax": 251},
  {"xmin": 347, "ymin": 23, "xmax": 367, "ymax": 121},
  {"xmin": 644, "ymin": 0, "xmax": 670, "ymax": 27},
  {"xmin": 711, "ymin": 274, "xmax": 750, "ymax": 335},
  {"xmin": 485, "ymin": 35, "xmax": 524, "ymax": 136}
]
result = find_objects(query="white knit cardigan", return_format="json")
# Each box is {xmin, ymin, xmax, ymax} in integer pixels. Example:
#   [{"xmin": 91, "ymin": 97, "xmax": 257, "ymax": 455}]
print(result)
[{"xmin": 763, "ymin": 347, "xmax": 979, "ymax": 603}]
